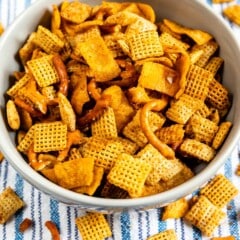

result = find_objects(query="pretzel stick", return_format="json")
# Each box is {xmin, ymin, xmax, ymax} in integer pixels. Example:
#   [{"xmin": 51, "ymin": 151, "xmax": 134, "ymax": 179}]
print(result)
[
  {"xmin": 14, "ymin": 97, "xmax": 42, "ymax": 117},
  {"xmin": 45, "ymin": 221, "xmax": 60, "ymax": 240},
  {"xmin": 78, "ymin": 94, "xmax": 111, "ymax": 127},
  {"xmin": 52, "ymin": 53, "xmax": 69, "ymax": 96},
  {"xmin": 27, "ymin": 144, "xmax": 51, "ymax": 171},
  {"xmin": 19, "ymin": 218, "xmax": 33, "ymax": 233},
  {"xmin": 140, "ymin": 99, "xmax": 175, "ymax": 159},
  {"xmin": 57, "ymin": 130, "xmax": 85, "ymax": 161},
  {"xmin": 87, "ymin": 78, "xmax": 102, "ymax": 100}
]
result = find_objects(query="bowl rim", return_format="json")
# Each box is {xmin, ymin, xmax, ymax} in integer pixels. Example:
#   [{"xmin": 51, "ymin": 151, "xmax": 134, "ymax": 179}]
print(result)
[{"xmin": 0, "ymin": 0, "xmax": 240, "ymax": 210}]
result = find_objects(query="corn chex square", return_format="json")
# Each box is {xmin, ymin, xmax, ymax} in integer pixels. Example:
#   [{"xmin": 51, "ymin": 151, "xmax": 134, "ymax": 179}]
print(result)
[
  {"xmin": 123, "ymin": 110, "xmax": 165, "ymax": 147},
  {"xmin": 107, "ymin": 153, "xmax": 152, "ymax": 198},
  {"xmin": 179, "ymin": 138, "xmax": 216, "ymax": 162},
  {"xmin": 0, "ymin": 187, "xmax": 25, "ymax": 224},
  {"xmin": 91, "ymin": 107, "xmax": 118, "ymax": 138},
  {"xmin": 7, "ymin": 73, "xmax": 31, "ymax": 97},
  {"xmin": 206, "ymin": 78, "xmax": 231, "ymax": 111},
  {"xmin": 128, "ymin": 30, "xmax": 163, "ymax": 61},
  {"xmin": 155, "ymin": 124, "xmax": 185, "ymax": 146},
  {"xmin": 164, "ymin": 163, "xmax": 194, "ymax": 189},
  {"xmin": 75, "ymin": 212, "xmax": 112, "ymax": 240},
  {"xmin": 137, "ymin": 144, "xmax": 183, "ymax": 185},
  {"xmin": 193, "ymin": 40, "xmax": 219, "ymax": 68},
  {"xmin": 200, "ymin": 174, "xmax": 238, "ymax": 208},
  {"xmin": 17, "ymin": 125, "xmax": 35, "ymax": 153},
  {"xmin": 185, "ymin": 64, "xmax": 213, "ymax": 101},
  {"xmin": 204, "ymin": 57, "xmax": 223, "ymax": 76},
  {"xmin": 33, "ymin": 121, "xmax": 67, "ymax": 152},
  {"xmin": 100, "ymin": 181, "xmax": 129, "ymax": 199},
  {"xmin": 184, "ymin": 196, "xmax": 226, "ymax": 236},
  {"xmin": 27, "ymin": 55, "xmax": 59, "ymax": 87},
  {"xmin": 185, "ymin": 114, "xmax": 219, "ymax": 144},
  {"xmin": 33, "ymin": 25, "xmax": 64, "ymax": 54},
  {"xmin": 212, "ymin": 121, "xmax": 232, "ymax": 150},
  {"xmin": 166, "ymin": 94, "xmax": 203, "ymax": 124},
  {"xmin": 80, "ymin": 136, "xmax": 125, "ymax": 171}
]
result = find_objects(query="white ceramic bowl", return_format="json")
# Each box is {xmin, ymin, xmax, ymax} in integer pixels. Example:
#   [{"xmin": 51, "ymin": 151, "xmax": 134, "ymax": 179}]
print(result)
[{"xmin": 0, "ymin": 0, "xmax": 240, "ymax": 212}]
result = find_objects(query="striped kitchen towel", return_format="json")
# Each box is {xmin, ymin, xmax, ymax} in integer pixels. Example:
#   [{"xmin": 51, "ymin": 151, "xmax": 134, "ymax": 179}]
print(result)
[{"xmin": 0, "ymin": 0, "xmax": 240, "ymax": 239}]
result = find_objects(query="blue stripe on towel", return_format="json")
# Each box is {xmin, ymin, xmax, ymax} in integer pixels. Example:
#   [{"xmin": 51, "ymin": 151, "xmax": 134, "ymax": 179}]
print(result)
[
  {"xmin": 157, "ymin": 208, "xmax": 166, "ymax": 232},
  {"xmin": 74, "ymin": 208, "xmax": 79, "ymax": 240},
  {"xmin": 14, "ymin": 174, "xmax": 24, "ymax": 240},
  {"xmin": 145, "ymin": 211, "xmax": 150, "ymax": 237},
  {"xmin": 120, "ymin": 212, "xmax": 131, "ymax": 240},
  {"xmin": 30, "ymin": 187, "xmax": 36, "ymax": 240},
  {"xmin": 37, "ymin": 191, "xmax": 43, "ymax": 238},
  {"xmin": 137, "ymin": 211, "xmax": 143, "ymax": 240},
  {"xmin": 50, "ymin": 199, "xmax": 60, "ymax": 229}
]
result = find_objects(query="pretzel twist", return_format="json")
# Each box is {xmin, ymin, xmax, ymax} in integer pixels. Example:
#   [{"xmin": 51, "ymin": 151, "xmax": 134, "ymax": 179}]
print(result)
[{"xmin": 140, "ymin": 98, "xmax": 175, "ymax": 159}]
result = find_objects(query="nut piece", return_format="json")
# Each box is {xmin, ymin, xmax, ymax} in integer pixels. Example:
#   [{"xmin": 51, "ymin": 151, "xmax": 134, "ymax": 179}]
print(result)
[{"xmin": 6, "ymin": 99, "xmax": 20, "ymax": 130}]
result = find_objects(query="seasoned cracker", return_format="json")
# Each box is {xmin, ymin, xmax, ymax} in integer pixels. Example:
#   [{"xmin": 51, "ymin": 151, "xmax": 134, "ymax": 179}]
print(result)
[
  {"xmin": 223, "ymin": 5, "xmax": 240, "ymax": 26},
  {"xmin": 200, "ymin": 174, "xmax": 238, "ymax": 208},
  {"xmin": 0, "ymin": 187, "xmax": 25, "ymax": 224},
  {"xmin": 163, "ymin": 18, "xmax": 213, "ymax": 45},
  {"xmin": 75, "ymin": 213, "xmax": 112, "ymax": 240},
  {"xmin": 147, "ymin": 229, "xmax": 177, "ymax": 240},
  {"xmin": 162, "ymin": 198, "xmax": 189, "ymax": 220},
  {"xmin": 213, "ymin": 0, "xmax": 234, "ymax": 2},
  {"xmin": 78, "ymin": 35, "xmax": 121, "ymax": 82},
  {"xmin": 103, "ymin": 85, "xmax": 135, "ymax": 132},
  {"xmin": 60, "ymin": 1, "xmax": 92, "ymax": 24},
  {"xmin": 126, "ymin": 16, "xmax": 157, "ymax": 36},
  {"xmin": 54, "ymin": 158, "xmax": 95, "ymax": 189},
  {"xmin": 138, "ymin": 62, "xmax": 179, "ymax": 97},
  {"xmin": 0, "ymin": 22, "xmax": 4, "ymax": 36},
  {"xmin": 107, "ymin": 153, "xmax": 152, "ymax": 198},
  {"xmin": 74, "ymin": 167, "xmax": 104, "ymax": 196},
  {"xmin": 211, "ymin": 236, "xmax": 235, "ymax": 240}
]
